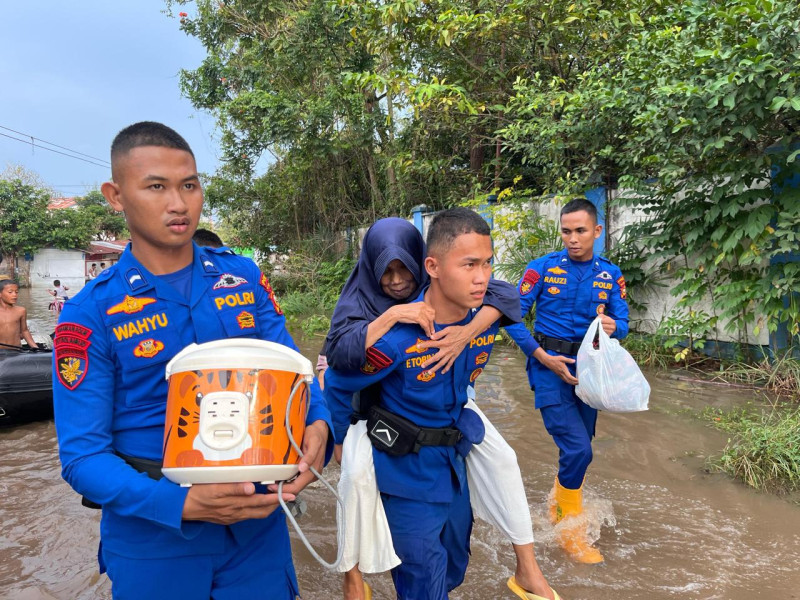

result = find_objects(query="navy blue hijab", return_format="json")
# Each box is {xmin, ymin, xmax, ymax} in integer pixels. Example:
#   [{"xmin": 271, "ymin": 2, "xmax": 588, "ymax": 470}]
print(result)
[{"xmin": 325, "ymin": 218, "xmax": 427, "ymax": 370}]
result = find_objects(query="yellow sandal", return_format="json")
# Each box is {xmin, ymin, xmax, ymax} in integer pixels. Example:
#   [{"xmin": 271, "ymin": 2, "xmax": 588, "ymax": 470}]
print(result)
[{"xmin": 507, "ymin": 576, "xmax": 561, "ymax": 600}]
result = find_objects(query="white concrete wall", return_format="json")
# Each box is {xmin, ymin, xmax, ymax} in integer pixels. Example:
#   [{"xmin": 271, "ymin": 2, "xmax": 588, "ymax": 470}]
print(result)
[
  {"xmin": 29, "ymin": 248, "xmax": 86, "ymax": 290},
  {"xmin": 413, "ymin": 196, "xmax": 768, "ymax": 346}
]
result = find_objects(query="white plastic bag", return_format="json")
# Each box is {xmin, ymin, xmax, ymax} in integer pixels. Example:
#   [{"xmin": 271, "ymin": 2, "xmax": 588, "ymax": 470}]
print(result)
[{"xmin": 575, "ymin": 316, "xmax": 650, "ymax": 412}]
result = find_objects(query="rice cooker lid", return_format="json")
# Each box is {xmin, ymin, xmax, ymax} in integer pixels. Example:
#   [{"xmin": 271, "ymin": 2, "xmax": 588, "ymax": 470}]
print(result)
[{"xmin": 165, "ymin": 339, "xmax": 314, "ymax": 379}]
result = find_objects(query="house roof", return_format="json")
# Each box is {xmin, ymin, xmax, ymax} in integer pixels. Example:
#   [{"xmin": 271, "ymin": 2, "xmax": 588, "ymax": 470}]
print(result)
[
  {"xmin": 48, "ymin": 197, "xmax": 78, "ymax": 210},
  {"xmin": 87, "ymin": 240, "xmax": 128, "ymax": 255}
]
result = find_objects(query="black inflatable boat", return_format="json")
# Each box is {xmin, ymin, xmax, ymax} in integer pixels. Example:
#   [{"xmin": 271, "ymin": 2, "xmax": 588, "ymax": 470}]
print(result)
[{"xmin": 0, "ymin": 348, "xmax": 53, "ymax": 427}]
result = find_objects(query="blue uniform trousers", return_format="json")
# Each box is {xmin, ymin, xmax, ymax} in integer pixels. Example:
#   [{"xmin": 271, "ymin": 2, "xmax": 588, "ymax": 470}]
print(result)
[
  {"xmin": 381, "ymin": 485, "xmax": 473, "ymax": 600},
  {"xmin": 535, "ymin": 360, "xmax": 598, "ymax": 489},
  {"xmin": 101, "ymin": 511, "xmax": 299, "ymax": 600}
]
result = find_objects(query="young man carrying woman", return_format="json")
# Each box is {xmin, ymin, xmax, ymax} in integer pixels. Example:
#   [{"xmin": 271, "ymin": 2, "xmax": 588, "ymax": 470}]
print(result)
[{"xmin": 321, "ymin": 215, "xmax": 558, "ymax": 600}]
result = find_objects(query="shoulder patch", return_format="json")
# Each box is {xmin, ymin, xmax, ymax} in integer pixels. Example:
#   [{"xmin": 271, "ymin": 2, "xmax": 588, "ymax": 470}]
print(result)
[
  {"xmin": 54, "ymin": 323, "xmax": 92, "ymax": 390},
  {"xmin": 617, "ymin": 276, "xmax": 627, "ymax": 299},
  {"xmin": 259, "ymin": 273, "xmax": 283, "ymax": 315},
  {"xmin": 361, "ymin": 346, "xmax": 393, "ymax": 375},
  {"xmin": 55, "ymin": 322, "xmax": 92, "ymax": 339},
  {"xmin": 520, "ymin": 269, "xmax": 541, "ymax": 296}
]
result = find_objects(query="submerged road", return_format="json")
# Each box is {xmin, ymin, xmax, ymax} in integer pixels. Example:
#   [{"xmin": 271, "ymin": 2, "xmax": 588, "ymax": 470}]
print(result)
[{"xmin": 3, "ymin": 286, "xmax": 799, "ymax": 599}]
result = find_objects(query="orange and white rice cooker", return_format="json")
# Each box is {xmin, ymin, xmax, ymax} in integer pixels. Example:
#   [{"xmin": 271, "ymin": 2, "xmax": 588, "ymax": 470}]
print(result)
[{"xmin": 161, "ymin": 338, "xmax": 312, "ymax": 486}]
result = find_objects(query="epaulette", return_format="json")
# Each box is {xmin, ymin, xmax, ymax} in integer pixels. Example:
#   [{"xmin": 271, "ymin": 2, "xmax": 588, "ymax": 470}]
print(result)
[{"xmin": 205, "ymin": 246, "xmax": 236, "ymax": 255}]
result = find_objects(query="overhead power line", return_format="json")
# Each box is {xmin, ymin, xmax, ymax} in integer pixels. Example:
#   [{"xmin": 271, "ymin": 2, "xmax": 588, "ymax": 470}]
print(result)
[
  {"xmin": 0, "ymin": 131, "xmax": 110, "ymax": 170},
  {"xmin": 0, "ymin": 124, "xmax": 110, "ymax": 165}
]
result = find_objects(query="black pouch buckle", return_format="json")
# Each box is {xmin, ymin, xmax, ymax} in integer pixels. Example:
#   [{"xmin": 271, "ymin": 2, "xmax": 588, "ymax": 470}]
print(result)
[{"xmin": 367, "ymin": 406, "xmax": 421, "ymax": 457}]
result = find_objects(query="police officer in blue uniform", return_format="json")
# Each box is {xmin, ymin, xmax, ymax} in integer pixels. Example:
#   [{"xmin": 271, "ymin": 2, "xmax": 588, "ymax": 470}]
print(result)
[
  {"xmin": 505, "ymin": 198, "xmax": 629, "ymax": 564},
  {"xmin": 53, "ymin": 122, "xmax": 332, "ymax": 600},
  {"xmin": 324, "ymin": 208, "xmax": 502, "ymax": 599}
]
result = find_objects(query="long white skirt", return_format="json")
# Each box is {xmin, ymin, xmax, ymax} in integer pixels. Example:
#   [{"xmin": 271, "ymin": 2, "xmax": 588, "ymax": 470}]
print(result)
[{"xmin": 335, "ymin": 395, "xmax": 533, "ymax": 573}]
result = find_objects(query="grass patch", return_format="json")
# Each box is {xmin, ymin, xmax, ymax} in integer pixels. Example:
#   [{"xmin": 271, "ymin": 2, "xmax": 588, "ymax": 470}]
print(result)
[
  {"xmin": 279, "ymin": 291, "xmax": 334, "ymax": 336},
  {"xmin": 703, "ymin": 402, "xmax": 800, "ymax": 493},
  {"xmin": 622, "ymin": 332, "xmax": 674, "ymax": 369},
  {"xmin": 713, "ymin": 353, "xmax": 800, "ymax": 398}
]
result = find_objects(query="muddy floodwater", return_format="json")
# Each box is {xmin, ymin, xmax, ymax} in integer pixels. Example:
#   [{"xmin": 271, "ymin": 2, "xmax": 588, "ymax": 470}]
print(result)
[{"xmin": 2, "ymin": 286, "xmax": 799, "ymax": 599}]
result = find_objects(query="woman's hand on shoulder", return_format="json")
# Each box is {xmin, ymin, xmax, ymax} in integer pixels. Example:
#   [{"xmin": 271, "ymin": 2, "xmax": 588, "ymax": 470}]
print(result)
[
  {"xmin": 417, "ymin": 325, "xmax": 473, "ymax": 374},
  {"xmin": 388, "ymin": 303, "xmax": 435, "ymax": 338}
]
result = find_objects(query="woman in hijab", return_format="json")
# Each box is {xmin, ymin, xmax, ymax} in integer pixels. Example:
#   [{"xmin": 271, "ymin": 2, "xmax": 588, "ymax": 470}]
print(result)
[{"xmin": 322, "ymin": 218, "xmax": 558, "ymax": 600}]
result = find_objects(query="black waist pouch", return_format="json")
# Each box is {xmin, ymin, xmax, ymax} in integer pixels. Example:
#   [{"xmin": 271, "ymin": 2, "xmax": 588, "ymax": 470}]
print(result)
[{"xmin": 367, "ymin": 406, "xmax": 421, "ymax": 457}]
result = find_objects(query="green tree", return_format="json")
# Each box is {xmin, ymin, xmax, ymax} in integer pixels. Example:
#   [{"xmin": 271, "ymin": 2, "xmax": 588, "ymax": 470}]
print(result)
[
  {"xmin": 0, "ymin": 180, "xmax": 53, "ymax": 269},
  {"xmin": 75, "ymin": 190, "xmax": 128, "ymax": 241},
  {"xmin": 501, "ymin": 0, "xmax": 800, "ymax": 344},
  {"xmin": 0, "ymin": 180, "xmax": 100, "ymax": 275}
]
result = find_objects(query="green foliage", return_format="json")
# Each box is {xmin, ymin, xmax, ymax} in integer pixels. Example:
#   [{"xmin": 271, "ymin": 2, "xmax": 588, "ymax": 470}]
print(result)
[
  {"xmin": 75, "ymin": 190, "xmax": 129, "ymax": 241},
  {"xmin": 169, "ymin": 0, "xmax": 799, "ymax": 352},
  {"xmin": 704, "ymin": 402, "xmax": 800, "ymax": 493},
  {"xmin": 501, "ymin": 0, "xmax": 800, "ymax": 345},
  {"xmin": 0, "ymin": 180, "xmax": 53, "ymax": 257},
  {"xmin": 658, "ymin": 308, "xmax": 719, "ymax": 365},
  {"xmin": 621, "ymin": 332, "xmax": 673, "ymax": 370},
  {"xmin": 717, "ymin": 353, "xmax": 800, "ymax": 397},
  {"xmin": 0, "ymin": 180, "xmax": 127, "ymax": 271}
]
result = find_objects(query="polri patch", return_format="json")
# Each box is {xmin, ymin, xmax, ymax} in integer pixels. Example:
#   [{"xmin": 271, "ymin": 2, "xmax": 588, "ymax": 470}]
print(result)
[
  {"xmin": 417, "ymin": 370, "xmax": 435, "ymax": 382},
  {"xmin": 106, "ymin": 295, "xmax": 157, "ymax": 315},
  {"xmin": 54, "ymin": 326, "xmax": 92, "ymax": 390},
  {"xmin": 213, "ymin": 273, "xmax": 248, "ymax": 290},
  {"xmin": 361, "ymin": 346, "xmax": 393, "ymax": 375},
  {"xmin": 475, "ymin": 351, "xmax": 489, "ymax": 365},
  {"xmin": 469, "ymin": 368, "xmax": 483, "ymax": 382},
  {"xmin": 547, "ymin": 286, "xmax": 561, "ymax": 295},
  {"xmin": 133, "ymin": 338, "xmax": 165, "ymax": 358},
  {"xmin": 55, "ymin": 322, "xmax": 92, "ymax": 340},
  {"xmin": 259, "ymin": 273, "xmax": 283, "ymax": 315},
  {"xmin": 520, "ymin": 269, "xmax": 541, "ymax": 296},
  {"xmin": 237, "ymin": 310, "xmax": 255, "ymax": 329},
  {"xmin": 617, "ymin": 276, "xmax": 627, "ymax": 299},
  {"xmin": 405, "ymin": 338, "xmax": 427, "ymax": 354}
]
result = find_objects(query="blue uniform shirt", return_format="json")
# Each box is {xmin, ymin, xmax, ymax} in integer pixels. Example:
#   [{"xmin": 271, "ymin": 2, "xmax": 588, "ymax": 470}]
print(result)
[
  {"xmin": 324, "ymin": 290, "xmax": 500, "ymax": 503},
  {"xmin": 53, "ymin": 243, "xmax": 332, "ymax": 558},
  {"xmin": 505, "ymin": 249, "xmax": 630, "ymax": 401}
]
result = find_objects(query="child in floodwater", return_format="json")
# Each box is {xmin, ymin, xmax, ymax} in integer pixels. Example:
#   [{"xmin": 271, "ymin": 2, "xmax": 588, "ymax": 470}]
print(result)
[
  {"xmin": 0, "ymin": 279, "xmax": 39, "ymax": 348},
  {"xmin": 47, "ymin": 280, "xmax": 70, "ymax": 315}
]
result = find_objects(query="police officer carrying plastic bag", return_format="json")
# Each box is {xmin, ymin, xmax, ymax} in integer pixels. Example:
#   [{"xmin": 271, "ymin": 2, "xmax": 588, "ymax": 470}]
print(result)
[{"xmin": 575, "ymin": 315, "xmax": 650, "ymax": 412}]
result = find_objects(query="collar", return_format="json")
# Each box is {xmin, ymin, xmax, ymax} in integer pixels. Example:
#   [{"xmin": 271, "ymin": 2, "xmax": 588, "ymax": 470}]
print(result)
[
  {"xmin": 557, "ymin": 248, "xmax": 601, "ymax": 271},
  {"xmin": 114, "ymin": 242, "xmax": 223, "ymax": 296}
]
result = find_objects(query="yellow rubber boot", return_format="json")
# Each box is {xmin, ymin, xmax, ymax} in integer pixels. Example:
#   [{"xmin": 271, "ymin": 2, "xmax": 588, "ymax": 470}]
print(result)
[{"xmin": 554, "ymin": 479, "xmax": 604, "ymax": 564}]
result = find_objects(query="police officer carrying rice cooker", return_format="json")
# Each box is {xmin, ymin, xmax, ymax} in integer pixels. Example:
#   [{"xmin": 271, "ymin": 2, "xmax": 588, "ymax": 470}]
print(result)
[{"xmin": 505, "ymin": 198, "xmax": 629, "ymax": 565}]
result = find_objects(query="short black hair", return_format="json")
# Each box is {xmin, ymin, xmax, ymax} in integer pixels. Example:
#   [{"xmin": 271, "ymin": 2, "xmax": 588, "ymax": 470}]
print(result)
[
  {"xmin": 53, "ymin": 280, "xmax": 61, "ymax": 287},
  {"xmin": 193, "ymin": 228, "xmax": 224, "ymax": 248},
  {"xmin": 0, "ymin": 279, "xmax": 18, "ymax": 292},
  {"xmin": 560, "ymin": 198, "xmax": 598, "ymax": 224},
  {"xmin": 110, "ymin": 121, "xmax": 194, "ymax": 166},
  {"xmin": 427, "ymin": 207, "xmax": 491, "ymax": 256}
]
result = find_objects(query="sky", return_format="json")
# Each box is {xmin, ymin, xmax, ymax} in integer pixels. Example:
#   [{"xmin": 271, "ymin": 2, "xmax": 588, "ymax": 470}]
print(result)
[{"xmin": 0, "ymin": 1, "xmax": 220, "ymax": 198}]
